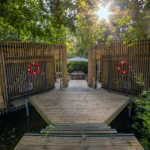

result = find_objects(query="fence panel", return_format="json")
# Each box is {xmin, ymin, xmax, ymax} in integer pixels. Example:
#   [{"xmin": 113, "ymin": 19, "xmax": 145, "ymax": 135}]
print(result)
[
  {"xmin": 0, "ymin": 42, "xmax": 67, "ymax": 109},
  {"xmin": 89, "ymin": 40, "xmax": 150, "ymax": 94},
  {"xmin": 0, "ymin": 42, "xmax": 55, "ymax": 100}
]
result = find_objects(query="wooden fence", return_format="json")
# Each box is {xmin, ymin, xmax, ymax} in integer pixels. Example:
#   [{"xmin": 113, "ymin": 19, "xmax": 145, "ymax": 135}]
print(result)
[
  {"xmin": 88, "ymin": 40, "xmax": 150, "ymax": 94},
  {"xmin": 0, "ymin": 42, "xmax": 67, "ymax": 109}
]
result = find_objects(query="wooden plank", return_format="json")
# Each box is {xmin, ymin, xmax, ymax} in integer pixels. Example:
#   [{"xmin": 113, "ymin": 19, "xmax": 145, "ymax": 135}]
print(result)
[
  {"xmin": 40, "ymin": 130, "xmax": 117, "ymax": 134},
  {"xmin": 15, "ymin": 134, "xmax": 144, "ymax": 150},
  {"xmin": 104, "ymin": 97, "xmax": 130, "ymax": 125},
  {"xmin": 30, "ymin": 99, "xmax": 51, "ymax": 125},
  {"xmin": 44, "ymin": 126, "xmax": 112, "ymax": 130},
  {"xmin": 46, "ymin": 123, "xmax": 108, "ymax": 128},
  {"xmin": 41, "ymin": 123, "xmax": 117, "ymax": 134},
  {"xmin": 15, "ymin": 145, "xmax": 143, "ymax": 150}
]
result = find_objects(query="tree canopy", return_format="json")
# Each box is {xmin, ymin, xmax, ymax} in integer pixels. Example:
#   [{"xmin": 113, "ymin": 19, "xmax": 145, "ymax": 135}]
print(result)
[
  {"xmin": 113, "ymin": 0, "xmax": 150, "ymax": 44},
  {"xmin": 0, "ymin": 0, "xmax": 150, "ymax": 56}
]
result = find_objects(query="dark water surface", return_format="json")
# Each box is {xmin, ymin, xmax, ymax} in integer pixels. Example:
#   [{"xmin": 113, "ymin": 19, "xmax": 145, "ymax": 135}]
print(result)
[
  {"xmin": 110, "ymin": 106, "xmax": 133, "ymax": 133},
  {"xmin": 0, "ymin": 106, "xmax": 47, "ymax": 150}
]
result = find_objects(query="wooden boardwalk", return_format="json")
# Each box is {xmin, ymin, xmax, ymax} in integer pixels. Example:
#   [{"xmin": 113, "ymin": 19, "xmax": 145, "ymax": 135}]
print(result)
[
  {"xmin": 15, "ymin": 80, "xmax": 144, "ymax": 150},
  {"xmin": 30, "ymin": 80, "xmax": 130, "ymax": 125}
]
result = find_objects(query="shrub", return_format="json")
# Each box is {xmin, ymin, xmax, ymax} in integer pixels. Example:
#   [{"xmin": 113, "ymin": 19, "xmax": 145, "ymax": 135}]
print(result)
[
  {"xmin": 132, "ymin": 90, "xmax": 150, "ymax": 150},
  {"xmin": 67, "ymin": 62, "xmax": 88, "ymax": 73}
]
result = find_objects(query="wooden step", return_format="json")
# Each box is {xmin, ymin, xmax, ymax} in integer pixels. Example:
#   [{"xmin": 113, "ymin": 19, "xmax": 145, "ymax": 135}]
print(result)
[
  {"xmin": 41, "ymin": 129, "xmax": 117, "ymax": 134},
  {"xmin": 51, "ymin": 123, "xmax": 108, "ymax": 126},
  {"xmin": 45, "ymin": 123, "xmax": 111, "ymax": 130},
  {"xmin": 41, "ymin": 123, "xmax": 117, "ymax": 134},
  {"xmin": 15, "ymin": 133, "xmax": 144, "ymax": 150}
]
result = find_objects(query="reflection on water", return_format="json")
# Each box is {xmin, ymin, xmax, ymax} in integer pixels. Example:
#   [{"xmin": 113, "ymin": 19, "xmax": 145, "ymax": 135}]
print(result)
[{"xmin": 0, "ymin": 106, "xmax": 47, "ymax": 150}]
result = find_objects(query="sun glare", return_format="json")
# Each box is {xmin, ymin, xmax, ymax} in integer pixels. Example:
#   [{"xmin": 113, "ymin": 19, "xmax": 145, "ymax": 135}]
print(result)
[{"xmin": 95, "ymin": 5, "xmax": 110, "ymax": 20}]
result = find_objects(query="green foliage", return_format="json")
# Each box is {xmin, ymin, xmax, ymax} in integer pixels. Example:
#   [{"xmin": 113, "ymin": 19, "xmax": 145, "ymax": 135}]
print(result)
[
  {"xmin": 132, "ymin": 73, "xmax": 150, "ymax": 149},
  {"xmin": 132, "ymin": 90, "xmax": 150, "ymax": 150},
  {"xmin": 134, "ymin": 73, "xmax": 144, "ymax": 87},
  {"xmin": 128, "ymin": 141, "xmax": 132, "ymax": 147},
  {"xmin": 67, "ymin": 62, "xmax": 88, "ymax": 74},
  {"xmin": 82, "ymin": 134, "xmax": 86, "ymax": 140},
  {"xmin": 45, "ymin": 130, "xmax": 50, "ymax": 138},
  {"xmin": 0, "ymin": 0, "xmax": 76, "ymax": 43},
  {"xmin": 1, "ymin": 0, "xmax": 150, "ymax": 55},
  {"xmin": 113, "ymin": 0, "xmax": 150, "ymax": 44},
  {"xmin": 48, "ymin": 125, "xmax": 55, "ymax": 129},
  {"xmin": 0, "ymin": 0, "xmax": 110, "ymax": 56},
  {"xmin": 141, "ymin": 139, "xmax": 150, "ymax": 150}
]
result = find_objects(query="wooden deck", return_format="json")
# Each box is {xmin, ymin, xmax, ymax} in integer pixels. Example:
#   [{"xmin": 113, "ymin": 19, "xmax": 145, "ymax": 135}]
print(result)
[
  {"xmin": 30, "ymin": 80, "xmax": 130, "ymax": 125},
  {"xmin": 15, "ymin": 80, "xmax": 144, "ymax": 150},
  {"xmin": 15, "ymin": 133, "xmax": 144, "ymax": 150}
]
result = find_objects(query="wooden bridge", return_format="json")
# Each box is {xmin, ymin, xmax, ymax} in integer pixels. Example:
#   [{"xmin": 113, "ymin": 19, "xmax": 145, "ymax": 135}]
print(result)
[{"xmin": 15, "ymin": 80, "xmax": 144, "ymax": 150}]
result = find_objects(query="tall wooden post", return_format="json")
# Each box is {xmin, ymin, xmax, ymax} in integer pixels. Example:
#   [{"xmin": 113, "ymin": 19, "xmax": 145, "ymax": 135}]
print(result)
[
  {"xmin": 0, "ymin": 86, "xmax": 5, "ymax": 109},
  {"xmin": 92, "ymin": 46, "xmax": 96, "ymax": 88},
  {"xmin": 61, "ymin": 45, "xmax": 68, "ymax": 87},
  {"xmin": 88, "ymin": 48, "xmax": 92, "ymax": 87},
  {"xmin": 98, "ymin": 60, "xmax": 101, "ymax": 82},
  {"xmin": 46, "ymin": 45, "xmax": 55, "ymax": 88},
  {"xmin": 0, "ymin": 59, "xmax": 5, "ymax": 108},
  {"xmin": 0, "ymin": 47, "xmax": 6, "ymax": 109}
]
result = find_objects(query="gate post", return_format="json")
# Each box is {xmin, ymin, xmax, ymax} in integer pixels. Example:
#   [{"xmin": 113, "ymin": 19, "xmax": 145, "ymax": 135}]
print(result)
[
  {"xmin": 93, "ymin": 46, "xmax": 96, "ymax": 88},
  {"xmin": 61, "ymin": 45, "xmax": 68, "ymax": 88},
  {"xmin": 88, "ymin": 46, "xmax": 97, "ymax": 88},
  {"xmin": 0, "ymin": 46, "xmax": 5, "ymax": 109},
  {"xmin": 95, "ymin": 61, "xmax": 98, "ymax": 89},
  {"xmin": 88, "ymin": 48, "xmax": 92, "ymax": 87},
  {"xmin": 0, "ymin": 43, "xmax": 8, "ymax": 109},
  {"xmin": 108, "ymin": 54, "xmax": 112, "ymax": 92}
]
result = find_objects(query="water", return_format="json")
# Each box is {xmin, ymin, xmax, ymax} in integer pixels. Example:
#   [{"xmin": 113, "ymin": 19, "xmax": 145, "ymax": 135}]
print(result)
[
  {"xmin": 110, "ymin": 106, "xmax": 133, "ymax": 133},
  {"xmin": 110, "ymin": 106, "xmax": 144, "ymax": 147},
  {"xmin": 0, "ymin": 106, "xmax": 47, "ymax": 150}
]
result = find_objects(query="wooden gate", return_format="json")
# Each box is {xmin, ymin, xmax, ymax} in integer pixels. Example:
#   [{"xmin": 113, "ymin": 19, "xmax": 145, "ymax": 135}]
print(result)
[
  {"xmin": 0, "ymin": 42, "xmax": 67, "ymax": 109},
  {"xmin": 88, "ymin": 40, "xmax": 150, "ymax": 94}
]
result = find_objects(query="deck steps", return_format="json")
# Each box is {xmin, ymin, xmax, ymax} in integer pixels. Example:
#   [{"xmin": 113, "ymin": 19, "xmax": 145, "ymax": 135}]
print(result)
[
  {"xmin": 45, "ymin": 123, "xmax": 111, "ymax": 129},
  {"xmin": 41, "ymin": 129, "xmax": 117, "ymax": 134},
  {"xmin": 15, "ymin": 133, "xmax": 144, "ymax": 150},
  {"xmin": 41, "ymin": 123, "xmax": 117, "ymax": 134},
  {"xmin": 14, "ymin": 80, "xmax": 144, "ymax": 150}
]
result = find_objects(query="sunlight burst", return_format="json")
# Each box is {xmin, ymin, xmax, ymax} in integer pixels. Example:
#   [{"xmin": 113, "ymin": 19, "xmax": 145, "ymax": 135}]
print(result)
[{"xmin": 95, "ymin": 4, "xmax": 110, "ymax": 20}]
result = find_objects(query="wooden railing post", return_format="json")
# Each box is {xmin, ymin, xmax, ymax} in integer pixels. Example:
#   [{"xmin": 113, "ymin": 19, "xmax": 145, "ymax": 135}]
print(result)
[
  {"xmin": 88, "ymin": 48, "xmax": 92, "ymax": 87},
  {"xmin": 0, "ymin": 51, "xmax": 5, "ymax": 108},
  {"xmin": 61, "ymin": 45, "xmax": 68, "ymax": 88},
  {"xmin": 0, "ymin": 45, "xmax": 8, "ymax": 109}
]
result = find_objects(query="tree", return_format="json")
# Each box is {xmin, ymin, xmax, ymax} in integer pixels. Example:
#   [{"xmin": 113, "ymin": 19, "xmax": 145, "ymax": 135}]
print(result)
[
  {"xmin": 1, "ymin": 0, "xmax": 149, "ymax": 50},
  {"xmin": 112, "ymin": 0, "xmax": 150, "ymax": 44}
]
